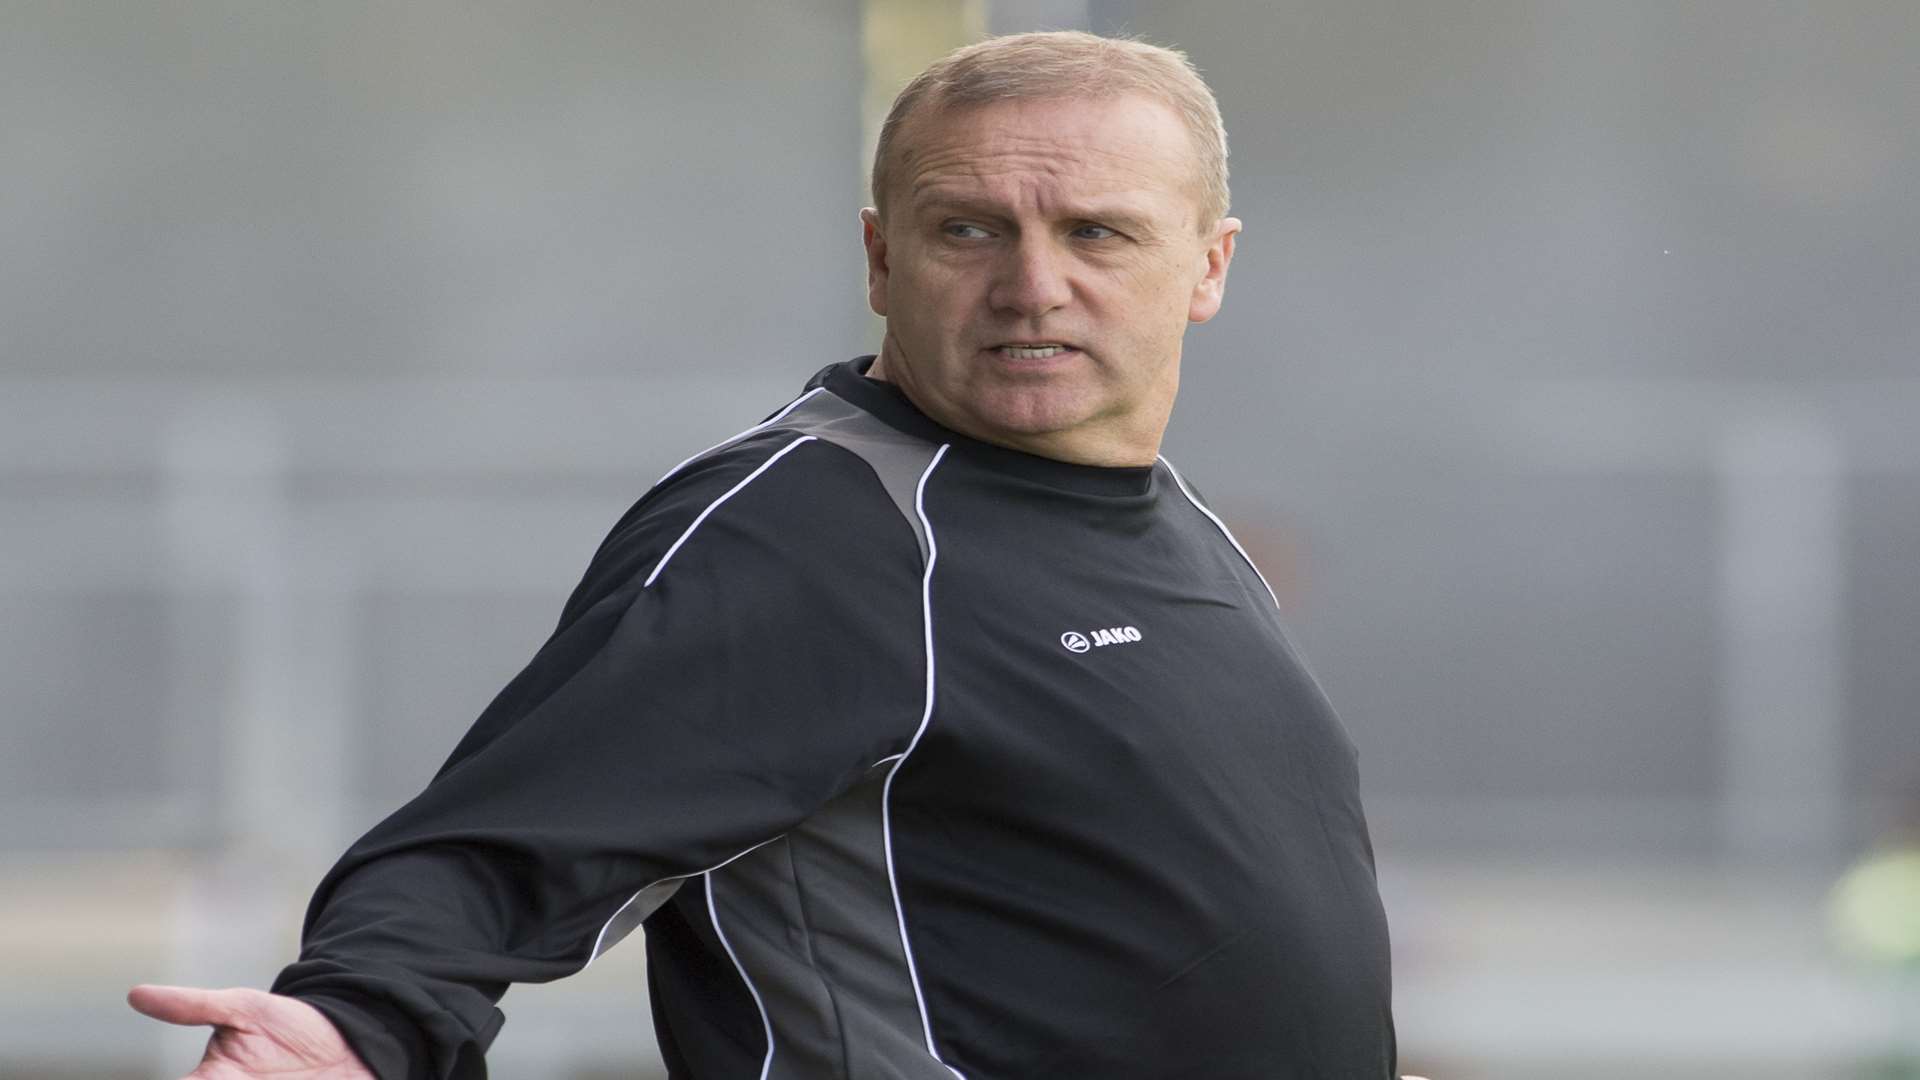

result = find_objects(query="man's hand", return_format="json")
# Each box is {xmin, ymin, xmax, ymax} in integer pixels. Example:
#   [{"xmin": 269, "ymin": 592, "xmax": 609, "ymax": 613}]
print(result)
[{"xmin": 127, "ymin": 984, "xmax": 375, "ymax": 1079}]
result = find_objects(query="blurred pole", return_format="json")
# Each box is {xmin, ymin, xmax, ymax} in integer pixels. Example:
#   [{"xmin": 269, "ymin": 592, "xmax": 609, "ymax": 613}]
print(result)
[
  {"xmin": 860, "ymin": 0, "xmax": 985, "ymax": 168},
  {"xmin": 1715, "ymin": 408, "xmax": 1845, "ymax": 864},
  {"xmin": 163, "ymin": 397, "xmax": 296, "ymax": 857}
]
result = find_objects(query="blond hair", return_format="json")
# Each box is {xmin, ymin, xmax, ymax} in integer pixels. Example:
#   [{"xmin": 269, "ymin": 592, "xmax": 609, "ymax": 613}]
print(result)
[{"xmin": 871, "ymin": 30, "xmax": 1230, "ymax": 229}]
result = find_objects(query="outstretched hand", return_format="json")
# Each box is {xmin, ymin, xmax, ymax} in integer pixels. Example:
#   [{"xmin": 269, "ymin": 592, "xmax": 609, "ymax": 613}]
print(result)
[{"xmin": 128, "ymin": 984, "xmax": 374, "ymax": 1079}]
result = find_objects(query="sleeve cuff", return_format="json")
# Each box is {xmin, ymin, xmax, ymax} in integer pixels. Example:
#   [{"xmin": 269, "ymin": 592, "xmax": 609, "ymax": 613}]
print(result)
[{"xmin": 278, "ymin": 989, "xmax": 437, "ymax": 1080}]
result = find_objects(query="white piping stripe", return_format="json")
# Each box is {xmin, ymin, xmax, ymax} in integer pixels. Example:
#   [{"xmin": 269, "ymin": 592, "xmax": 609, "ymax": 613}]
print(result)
[
  {"xmin": 583, "ymin": 833, "xmax": 785, "ymax": 969},
  {"xmin": 707, "ymin": 872, "xmax": 776, "ymax": 1080},
  {"xmin": 654, "ymin": 386, "xmax": 825, "ymax": 487},
  {"xmin": 644, "ymin": 435, "xmax": 817, "ymax": 589},
  {"xmin": 880, "ymin": 443, "xmax": 967, "ymax": 1079},
  {"xmin": 1158, "ymin": 455, "xmax": 1281, "ymax": 610}
]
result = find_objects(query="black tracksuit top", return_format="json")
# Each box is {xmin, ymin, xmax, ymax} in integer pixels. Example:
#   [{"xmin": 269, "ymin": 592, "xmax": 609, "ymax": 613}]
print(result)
[{"xmin": 273, "ymin": 357, "xmax": 1397, "ymax": 1079}]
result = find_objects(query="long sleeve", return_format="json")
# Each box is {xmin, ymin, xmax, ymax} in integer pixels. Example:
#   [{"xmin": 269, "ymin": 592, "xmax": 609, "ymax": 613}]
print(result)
[{"xmin": 270, "ymin": 433, "xmax": 928, "ymax": 1079}]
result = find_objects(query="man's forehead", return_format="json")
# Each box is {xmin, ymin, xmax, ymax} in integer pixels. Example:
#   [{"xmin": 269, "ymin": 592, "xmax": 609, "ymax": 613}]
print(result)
[
  {"xmin": 902, "ymin": 94, "xmax": 1190, "ymax": 163},
  {"xmin": 895, "ymin": 96, "xmax": 1202, "ymax": 219}
]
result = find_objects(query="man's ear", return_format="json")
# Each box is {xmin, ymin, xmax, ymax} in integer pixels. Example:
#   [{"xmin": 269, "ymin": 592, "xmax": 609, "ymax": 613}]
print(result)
[
  {"xmin": 861, "ymin": 207, "xmax": 889, "ymax": 318},
  {"xmin": 1188, "ymin": 216, "xmax": 1241, "ymax": 324}
]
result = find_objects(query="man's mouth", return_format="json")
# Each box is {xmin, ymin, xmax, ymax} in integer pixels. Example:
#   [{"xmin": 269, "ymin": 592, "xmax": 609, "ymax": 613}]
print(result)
[{"xmin": 994, "ymin": 343, "xmax": 1075, "ymax": 360}]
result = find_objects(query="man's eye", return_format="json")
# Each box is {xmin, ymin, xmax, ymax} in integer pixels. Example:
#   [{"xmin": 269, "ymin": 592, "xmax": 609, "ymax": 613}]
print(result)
[
  {"xmin": 1072, "ymin": 224, "xmax": 1118, "ymax": 240},
  {"xmin": 944, "ymin": 223, "xmax": 991, "ymax": 239}
]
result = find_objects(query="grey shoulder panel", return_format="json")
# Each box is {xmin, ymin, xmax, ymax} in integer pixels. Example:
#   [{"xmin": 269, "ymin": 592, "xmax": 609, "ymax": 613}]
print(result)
[{"xmin": 771, "ymin": 389, "xmax": 941, "ymax": 563}]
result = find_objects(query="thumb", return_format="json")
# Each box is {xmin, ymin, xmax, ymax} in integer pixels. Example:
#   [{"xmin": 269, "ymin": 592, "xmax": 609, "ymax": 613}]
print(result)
[{"xmin": 127, "ymin": 984, "xmax": 249, "ymax": 1029}]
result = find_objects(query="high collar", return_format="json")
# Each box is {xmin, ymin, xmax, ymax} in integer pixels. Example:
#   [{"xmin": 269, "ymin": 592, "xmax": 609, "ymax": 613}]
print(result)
[{"xmin": 806, "ymin": 356, "xmax": 1159, "ymax": 498}]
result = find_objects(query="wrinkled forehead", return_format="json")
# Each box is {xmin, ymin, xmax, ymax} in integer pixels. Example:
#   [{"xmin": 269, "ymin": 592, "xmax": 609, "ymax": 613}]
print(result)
[{"xmin": 886, "ymin": 94, "xmax": 1207, "ymax": 223}]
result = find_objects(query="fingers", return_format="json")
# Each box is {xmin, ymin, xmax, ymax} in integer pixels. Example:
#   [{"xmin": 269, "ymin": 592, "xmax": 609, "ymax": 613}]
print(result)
[{"xmin": 126, "ymin": 984, "xmax": 246, "ymax": 1028}]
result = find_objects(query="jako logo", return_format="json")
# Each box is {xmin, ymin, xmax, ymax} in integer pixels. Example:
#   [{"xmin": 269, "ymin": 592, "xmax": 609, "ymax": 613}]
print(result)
[{"xmin": 1061, "ymin": 626, "xmax": 1142, "ymax": 653}]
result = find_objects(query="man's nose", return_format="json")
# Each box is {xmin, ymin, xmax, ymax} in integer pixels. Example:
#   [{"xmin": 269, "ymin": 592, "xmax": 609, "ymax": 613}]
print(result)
[{"xmin": 988, "ymin": 237, "xmax": 1073, "ymax": 316}]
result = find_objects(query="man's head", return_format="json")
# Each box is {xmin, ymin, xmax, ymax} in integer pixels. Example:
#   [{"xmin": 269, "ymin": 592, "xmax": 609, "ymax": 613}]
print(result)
[{"xmin": 861, "ymin": 31, "xmax": 1241, "ymax": 467}]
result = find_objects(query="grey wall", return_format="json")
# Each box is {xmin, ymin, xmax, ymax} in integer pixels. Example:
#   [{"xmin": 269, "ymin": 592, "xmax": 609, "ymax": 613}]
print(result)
[{"xmin": 14, "ymin": 0, "xmax": 1912, "ymax": 857}]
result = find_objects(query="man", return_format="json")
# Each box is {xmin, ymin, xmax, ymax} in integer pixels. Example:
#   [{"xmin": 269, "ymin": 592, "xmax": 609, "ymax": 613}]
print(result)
[{"xmin": 131, "ymin": 30, "xmax": 1399, "ymax": 1078}]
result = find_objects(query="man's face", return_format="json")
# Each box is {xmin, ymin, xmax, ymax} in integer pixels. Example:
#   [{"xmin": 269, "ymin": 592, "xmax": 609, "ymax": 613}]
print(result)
[{"xmin": 861, "ymin": 94, "xmax": 1239, "ymax": 466}]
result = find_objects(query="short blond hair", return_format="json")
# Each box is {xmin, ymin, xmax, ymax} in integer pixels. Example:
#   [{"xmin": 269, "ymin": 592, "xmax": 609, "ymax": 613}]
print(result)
[{"xmin": 871, "ymin": 30, "xmax": 1230, "ymax": 229}]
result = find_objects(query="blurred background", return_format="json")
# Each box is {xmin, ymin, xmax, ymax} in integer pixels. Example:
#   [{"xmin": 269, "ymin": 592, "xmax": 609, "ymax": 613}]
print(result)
[{"xmin": 3, "ymin": 1, "xmax": 1916, "ymax": 1076}]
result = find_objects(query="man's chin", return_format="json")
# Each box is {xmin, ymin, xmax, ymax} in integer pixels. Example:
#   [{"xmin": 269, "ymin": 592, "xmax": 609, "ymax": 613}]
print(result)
[{"xmin": 962, "ymin": 394, "xmax": 1104, "ymax": 446}]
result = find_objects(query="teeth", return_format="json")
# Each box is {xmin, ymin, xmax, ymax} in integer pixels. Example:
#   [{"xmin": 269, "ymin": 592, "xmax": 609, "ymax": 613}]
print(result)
[{"xmin": 1002, "ymin": 345, "xmax": 1067, "ymax": 359}]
